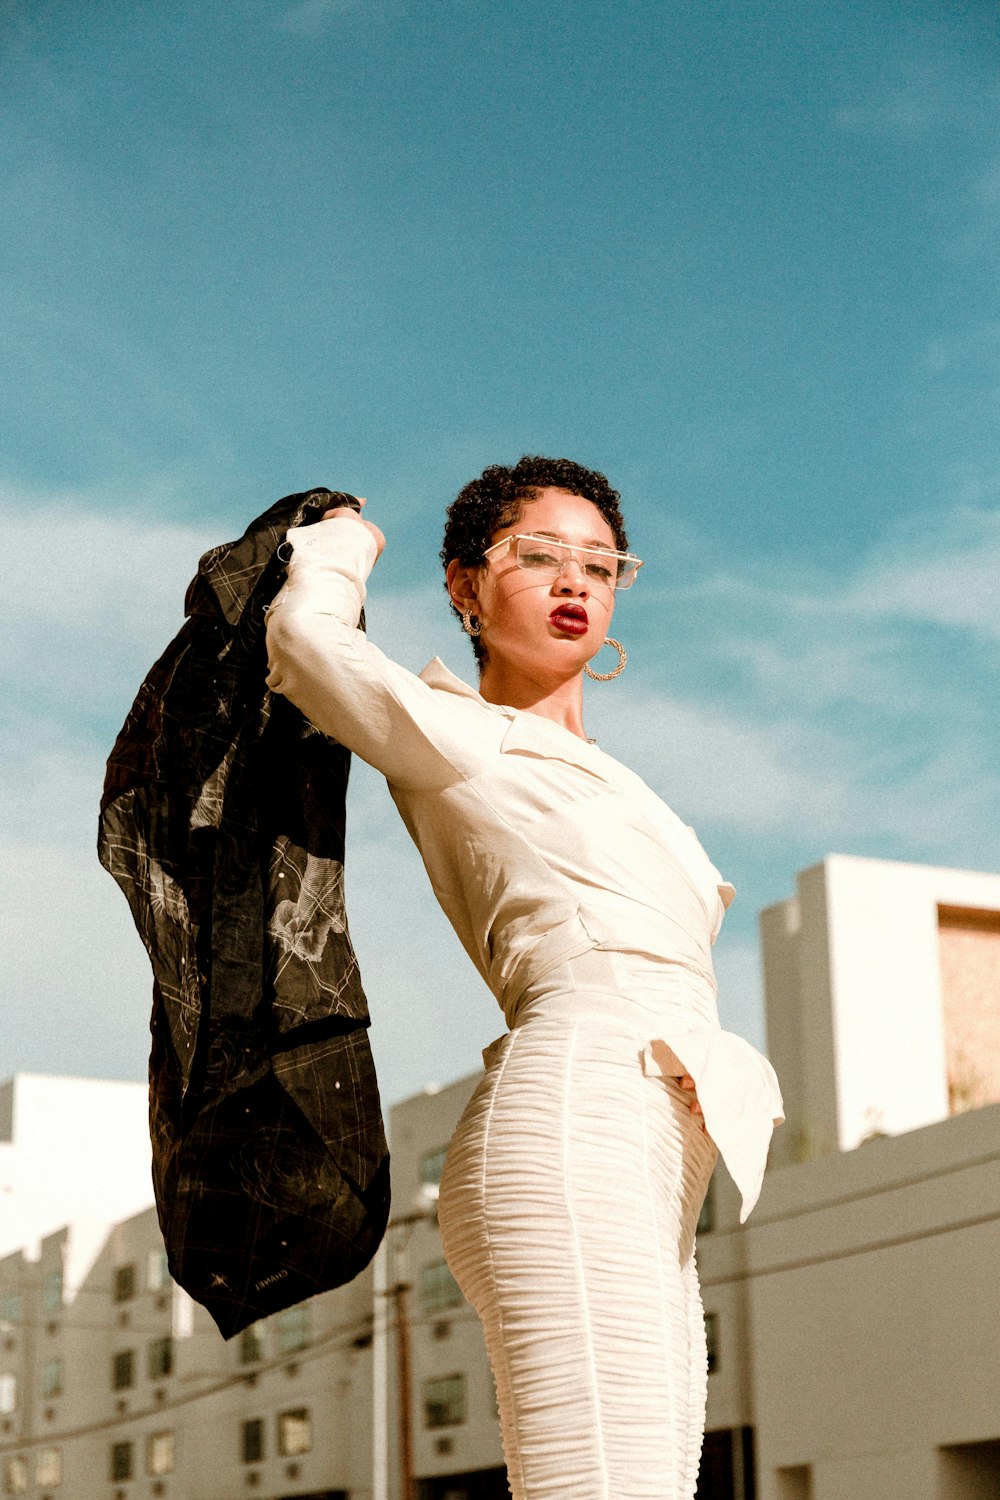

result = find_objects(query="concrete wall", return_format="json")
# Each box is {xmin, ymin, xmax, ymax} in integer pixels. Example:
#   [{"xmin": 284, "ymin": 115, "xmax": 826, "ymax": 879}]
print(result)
[
  {"xmin": 760, "ymin": 866, "xmax": 839, "ymax": 1164},
  {"xmin": 724, "ymin": 1102, "xmax": 1000, "ymax": 1500}
]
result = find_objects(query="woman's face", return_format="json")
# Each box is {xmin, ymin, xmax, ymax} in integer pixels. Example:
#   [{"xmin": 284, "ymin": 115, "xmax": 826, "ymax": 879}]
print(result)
[{"xmin": 471, "ymin": 486, "xmax": 618, "ymax": 684}]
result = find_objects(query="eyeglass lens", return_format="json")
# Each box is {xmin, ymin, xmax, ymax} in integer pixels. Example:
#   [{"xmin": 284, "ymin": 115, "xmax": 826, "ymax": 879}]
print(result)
[{"xmin": 514, "ymin": 536, "xmax": 640, "ymax": 589}]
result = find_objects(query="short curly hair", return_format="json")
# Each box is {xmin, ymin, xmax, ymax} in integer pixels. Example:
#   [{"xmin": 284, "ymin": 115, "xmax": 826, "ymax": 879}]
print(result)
[{"xmin": 441, "ymin": 455, "xmax": 628, "ymax": 666}]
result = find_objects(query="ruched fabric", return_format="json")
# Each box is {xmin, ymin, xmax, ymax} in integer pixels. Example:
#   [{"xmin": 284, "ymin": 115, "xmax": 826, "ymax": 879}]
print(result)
[
  {"xmin": 439, "ymin": 1014, "xmax": 718, "ymax": 1500},
  {"xmin": 511, "ymin": 949, "xmax": 783, "ymax": 1222}
]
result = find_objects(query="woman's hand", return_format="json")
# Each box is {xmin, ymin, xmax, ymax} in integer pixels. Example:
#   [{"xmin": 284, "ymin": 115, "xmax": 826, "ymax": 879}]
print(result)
[
  {"xmin": 679, "ymin": 1074, "xmax": 706, "ymax": 1132},
  {"xmin": 321, "ymin": 496, "xmax": 386, "ymax": 560}
]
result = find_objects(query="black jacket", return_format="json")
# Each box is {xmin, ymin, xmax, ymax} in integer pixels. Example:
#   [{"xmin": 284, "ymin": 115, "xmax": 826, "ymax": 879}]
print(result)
[{"xmin": 98, "ymin": 488, "xmax": 389, "ymax": 1338}]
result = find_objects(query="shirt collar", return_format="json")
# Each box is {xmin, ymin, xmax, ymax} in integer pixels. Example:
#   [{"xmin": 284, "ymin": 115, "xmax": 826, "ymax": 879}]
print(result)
[
  {"xmin": 418, "ymin": 656, "xmax": 496, "ymax": 706},
  {"xmin": 419, "ymin": 657, "xmax": 610, "ymax": 778}
]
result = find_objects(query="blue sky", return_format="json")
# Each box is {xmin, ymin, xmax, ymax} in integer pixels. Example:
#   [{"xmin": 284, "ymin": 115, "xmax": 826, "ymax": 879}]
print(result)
[{"xmin": 2, "ymin": 0, "xmax": 998, "ymax": 1106}]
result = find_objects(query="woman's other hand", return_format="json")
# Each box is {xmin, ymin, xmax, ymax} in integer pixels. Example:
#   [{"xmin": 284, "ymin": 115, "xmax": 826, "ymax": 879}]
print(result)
[
  {"xmin": 321, "ymin": 496, "xmax": 386, "ymax": 559},
  {"xmin": 679, "ymin": 1074, "xmax": 706, "ymax": 1132}
]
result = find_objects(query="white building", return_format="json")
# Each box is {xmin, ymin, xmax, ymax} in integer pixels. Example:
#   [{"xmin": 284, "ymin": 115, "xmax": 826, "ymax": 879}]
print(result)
[
  {"xmin": 1, "ymin": 853, "xmax": 998, "ymax": 1499},
  {"xmin": 0, "ymin": 1074, "xmax": 152, "ymax": 1282},
  {"xmin": 0, "ymin": 1071, "xmax": 375, "ymax": 1500},
  {"xmin": 1, "ymin": 1205, "xmax": 374, "ymax": 1500},
  {"xmin": 761, "ymin": 855, "xmax": 1000, "ymax": 1164}
]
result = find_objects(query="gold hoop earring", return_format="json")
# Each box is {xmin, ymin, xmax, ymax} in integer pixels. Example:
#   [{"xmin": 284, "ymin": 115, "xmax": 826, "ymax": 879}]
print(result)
[
  {"xmin": 461, "ymin": 611, "xmax": 482, "ymax": 638},
  {"xmin": 584, "ymin": 637, "xmax": 626, "ymax": 681}
]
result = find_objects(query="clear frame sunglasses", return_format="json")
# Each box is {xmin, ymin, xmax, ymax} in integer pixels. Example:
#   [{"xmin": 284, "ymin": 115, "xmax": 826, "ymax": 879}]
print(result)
[{"xmin": 481, "ymin": 533, "xmax": 644, "ymax": 590}]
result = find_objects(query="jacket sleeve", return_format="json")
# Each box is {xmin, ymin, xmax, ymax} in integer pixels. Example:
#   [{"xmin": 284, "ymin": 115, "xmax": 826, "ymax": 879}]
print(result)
[{"xmin": 265, "ymin": 519, "xmax": 477, "ymax": 791}]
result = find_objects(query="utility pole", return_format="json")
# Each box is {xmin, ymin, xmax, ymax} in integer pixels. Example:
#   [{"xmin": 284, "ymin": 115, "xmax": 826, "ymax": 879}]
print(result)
[
  {"xmin": 373, "ymin": 1238, "xmax": 389, "ymax": 1500},
  {"xmin": 393, "ymin": 1275, "xmax": 415, "ymax": 1500},
  {"xmin": 373, "ymin": 1185, "xmax": 438, "ymax": 1500}
]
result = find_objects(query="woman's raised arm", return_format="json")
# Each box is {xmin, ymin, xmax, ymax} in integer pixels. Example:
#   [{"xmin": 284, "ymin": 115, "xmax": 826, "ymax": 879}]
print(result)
[{"xmin": 265, "ymin": 509, "xmax": 478, "ymax": 791}]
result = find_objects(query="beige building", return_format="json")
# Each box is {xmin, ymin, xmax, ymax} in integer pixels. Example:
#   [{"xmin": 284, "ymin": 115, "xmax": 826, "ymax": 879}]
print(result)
[
  {"xmin": 1, "ymin": 1205, "xmax": 375, "ymax": 1500},
  {"xmin": 697, "ymin": 1087, "xmax": 1000, "ymax": 1500},
  {"xmin": 388, "ymin": 855, "xmax": 1000, "ymax": 1500},
  {"xmin": 0, "ymin": 1071, "xmax": 375, "ymax": 1500},
  {"xmin": 2, "ymin": 853, "xmax": 998, "ymax": 1499}
]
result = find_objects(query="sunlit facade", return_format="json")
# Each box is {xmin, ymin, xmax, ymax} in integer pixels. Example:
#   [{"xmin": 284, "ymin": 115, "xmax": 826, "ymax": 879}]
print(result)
[{"xmin": 1, "ymin": 854, "xmax": 997, "ymax": 1498}]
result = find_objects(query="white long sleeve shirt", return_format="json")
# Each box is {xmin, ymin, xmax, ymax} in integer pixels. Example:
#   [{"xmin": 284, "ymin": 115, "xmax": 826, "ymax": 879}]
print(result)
[{"xmin": 265, "ymin": 519, "xmax": 783, "ymax": 1217}]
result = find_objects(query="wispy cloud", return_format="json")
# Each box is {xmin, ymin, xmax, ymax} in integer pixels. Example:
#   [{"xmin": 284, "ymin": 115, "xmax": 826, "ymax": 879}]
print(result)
[
  {"xmin": 974, "ymin": 159, "xmax": 1000, "ymax": 215},
  {"xmin": 1, "ymin": 482, "xmax": 215, "ymax": 732},
  {"xmin": 589, "ymin": 687, "xmax": 845, "ymax": 835},
  {"xmin": 690, "ymin": 503, "xmax": 1000, "ymax": 653},
  {"xmin": 7, "ymin": 484, "xmax": 996, "ymax": 847},
  {"xmin": 276, "ymin": 0, "xmax": 361, "ymax": 36},
  {"xmin": 4, "ymin": 480, "xmax": 996, "ymax": 1098},
  {"xmin": 833, "ymin": 65, "xmax": 1000, "ymax": 264},
  {"xmin": 1, "ymin": 482, "xmax": 212, "ymax": 629},
  {"xmin": 846, "ymin": 505, "xmax": 1000, "ymax": 640},
  {"xmin": 834, "ymin": 70, "xmax": 1000, "ymax": 140},
  {"xmin": 0, "ymin": 844, "xmax": 154, "ymax": 1081},
  {"xmin": 646, "ymin": 502, "xmax": 1000, "ymax": 866}
]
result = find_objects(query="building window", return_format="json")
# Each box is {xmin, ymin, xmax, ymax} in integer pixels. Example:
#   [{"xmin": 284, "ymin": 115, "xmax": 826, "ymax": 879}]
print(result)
[
  {"xmin": 42, "ymin": 1271, "xmax": 62, "ymax": 1314},
  {"xmin": 35, "ymin": 1448, "xmax": 61, "ymax": 1487},
  {"xmin": 938, "ymin": 904, "xmax": 1000, "ymax": 1114},
  {"xmin": 147, "ymin": 1247, "xmax": 170, "ymax": 1291},
  {"xmin": 172, "ymin": 1288, "xmax": 195, "ymax": 1340},
  {"xmin": 113, "ymin": 1263, "xmax": 137, "ymax": 1303},
  {"xmin": 147, "ymin": 1337, "xmax": 173, "ymax": 1380},
  {"xmin": 111, "ymin": 1350, "xmax": 135, "ymax": 1390},
  {"xmin": 276, "ymin": 1305, "xmax": 310, "ymax": 1353},
  {"xmin": 0, "ymin": 1295, "xmax": 21, "ymax": 1330},
  {"xmin": 2, "ymin": 1456, "xmax": 27, "ymax": 1495},
  {"xmin": 40, "ymin": 1359, "xmax": 63, "ymax": 1398},
  {"xmin": 419, "ymin": 1145, "xmax": 449, "ymax": 1186},
  {"xmin": 701, "ymin": 1428, "xmax": 757, "ymax": 1496},
  {"xmin": 423, "ymin": 1374, "xmax": 465, "ymax": 1429},
  {"xmin": 110, "ymin": 1442, "xmax": 133, "ymax": 1482},
  {"xmin": 0, "ymin": 1374, "xmax": 16, "ymax": 1415},
  {"xmin": 240, "ymin": 1322, "xmax": 266, "ymax": 1364},
  {"xmin": 241, "ymin": 1418, "xmax": 265, "ymax": 1464},
  {"xmin": 146, "ymin": 1430, "xmax": 174, "ymax": 1476},
  {"xmin": 939, "ymin": 1439, "xmax": 1000, "ymax": 1498},
  {"xmin": 276, "ymin": 1407, "xmax": 312, "ymax": 1457},
  {"xmin": 775, "ymin": 1463, "xmax": 813, "ymax": 1499},
  {"xmin": 705, "ymin": 1313, "xmax": 719, "ymax": 1374},
  {"xmin": 419, "ymin": 1260, "xmax": 463, "ymax": 1315}
]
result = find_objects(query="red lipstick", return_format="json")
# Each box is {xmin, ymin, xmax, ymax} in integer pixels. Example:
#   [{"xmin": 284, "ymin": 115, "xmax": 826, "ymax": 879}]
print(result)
[{"xmin": 549, "ymin": 603, "xmax": 589, "ymax": 637}]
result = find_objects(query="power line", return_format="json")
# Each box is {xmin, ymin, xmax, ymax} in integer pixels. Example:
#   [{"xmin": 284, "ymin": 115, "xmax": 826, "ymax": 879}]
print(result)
[
  {"xmin": 700, "ymin": 1205, "xmax": 1000, "ymax": 1287},
  {"xmin": 0, "ymin": 1307, "xmax": 377, "ymax": 1455},
  {"xmin": 707, "ymin": 1143, "xmax": 1000, "ymax": 1236},
  {"xmin": 0, "ymin": 1296, "xmax": 483, "ymax": 1456}
]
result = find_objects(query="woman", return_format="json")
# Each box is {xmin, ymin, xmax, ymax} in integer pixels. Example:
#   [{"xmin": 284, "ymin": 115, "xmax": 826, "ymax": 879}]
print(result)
[{"xmin": 265, "ymin": 455, "xmax": 783, "ymax": 1500}]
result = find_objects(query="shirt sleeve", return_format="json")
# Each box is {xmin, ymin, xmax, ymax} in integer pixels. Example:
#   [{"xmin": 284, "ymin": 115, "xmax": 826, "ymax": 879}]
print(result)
[{"xmin": 265, "ymin": 519, "xmax": 478, "ymax": 791}]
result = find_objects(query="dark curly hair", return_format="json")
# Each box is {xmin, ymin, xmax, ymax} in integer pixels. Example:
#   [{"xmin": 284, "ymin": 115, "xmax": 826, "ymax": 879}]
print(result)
[{"xmin": 441, "ymin": 455, "xmax": 628, "ymax": 666}]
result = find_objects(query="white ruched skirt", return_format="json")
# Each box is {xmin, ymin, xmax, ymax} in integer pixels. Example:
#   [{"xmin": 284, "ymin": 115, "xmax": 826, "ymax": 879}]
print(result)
[{"xmin": 438, "ymin": 1013, "xmax": 718, "ymax": 1500}]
